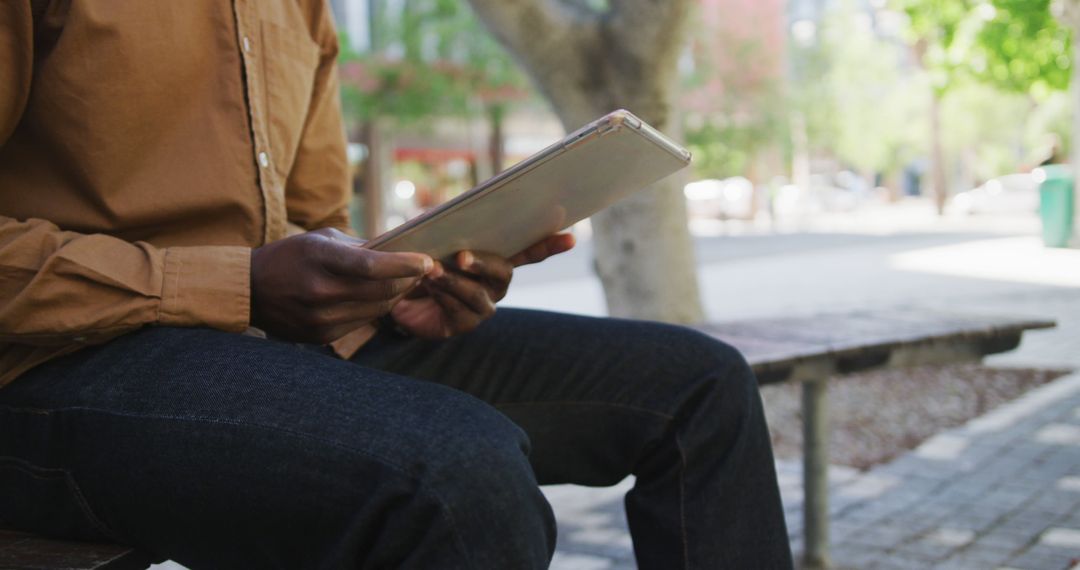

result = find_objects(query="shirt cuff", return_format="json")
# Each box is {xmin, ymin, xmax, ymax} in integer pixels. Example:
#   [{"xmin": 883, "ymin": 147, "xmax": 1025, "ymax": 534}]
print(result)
[{"xmin": 158, "ymin": 246, "xmax": 251, "ymax": 332}]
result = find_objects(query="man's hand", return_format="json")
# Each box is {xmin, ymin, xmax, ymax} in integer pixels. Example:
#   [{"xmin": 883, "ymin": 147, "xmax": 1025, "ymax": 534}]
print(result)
[
  {"xmin": 389, "ymin": 233, "xmax": 576, "ymax": 339},
  {"xmin": 250, "ymin": 228, "xmax": 434, "ymax": 344}
]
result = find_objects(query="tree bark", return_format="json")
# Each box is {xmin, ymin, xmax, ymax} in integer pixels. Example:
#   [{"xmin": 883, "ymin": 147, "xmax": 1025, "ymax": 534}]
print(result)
[
  {"xmin": 360, "ymin": 121, "xmax": 390, "ymax": 239},
  {"xmin": 466, "ymin": 0, "xmax": 704, "ymax": 323},
  {"xmin": 488, "ymin": 104, "xmax": 506, "ymax": 175},
  {"xmin": 929, "ymin": 90, "xmax": 948, "ymax": 215}
]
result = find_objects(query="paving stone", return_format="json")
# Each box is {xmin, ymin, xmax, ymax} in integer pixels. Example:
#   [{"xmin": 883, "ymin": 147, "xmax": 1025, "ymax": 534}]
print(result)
[
  {"xmin": 872, "ymin": 556, "xmax": 936, "ymax": 570},
  {"xmin": 882, "ymin": 513, "xmax": 942, "ymax": 536},
  {"xmin": 1005, "ymin": 544, "xmax": 1080, "ymax": 570},
  {"xmin": 979, "ymin": 527, "xmax": 1042, "ymax": 550},
  {"xmin": 830, "ymin": 520, "xmax": 866, "ymax": 542},
  {"xmin": 549, "ymin": 551, "xmax": 615, "ymax": 570},
  {"xmin": 1035, "ymin": 424, "xmax": 1080, "ymax": 446},
  {"xmin": 1039, "ymin": 527, "xmax": 1080, "ymax": 549},
  {"xmin": 925, "ymin": 527, "xmax": 977, "ymax": 548},
  {"xmin": 937, "ymin": 552, "xmax": 1008, "ymax": 570},
  {"xmin": 1027, "ymin": 493, "xmax": 1080, "ymax": 517},
  {"xmin": 827, "ymin": 544, "xmax": 885, "ymax": 569},
  {"xmin": 890, "ymin": 540, "xmax": 955, "ymax": 564},
  {"xmin": 843, "ymin": 526, "xmax": 914, "ymax": 550},
  {"xmin": 947, "ymin": 543, "xmax": 1018, "ymax": 567}
]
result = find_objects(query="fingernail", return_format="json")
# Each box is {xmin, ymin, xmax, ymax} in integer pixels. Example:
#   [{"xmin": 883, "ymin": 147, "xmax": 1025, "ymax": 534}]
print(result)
[
  {"xmin": 422, "ymin": 256, "xmax": 434, "ymax": 273},
  {"xmin": 460, "ymin": 251, "xmax": 474, "ymax": 269}
]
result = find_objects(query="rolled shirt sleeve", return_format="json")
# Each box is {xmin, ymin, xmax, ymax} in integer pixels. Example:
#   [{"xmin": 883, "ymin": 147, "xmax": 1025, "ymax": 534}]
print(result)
[{"xmin": 0, "ymin": 216, "xmax": 251, "ymax": 347}]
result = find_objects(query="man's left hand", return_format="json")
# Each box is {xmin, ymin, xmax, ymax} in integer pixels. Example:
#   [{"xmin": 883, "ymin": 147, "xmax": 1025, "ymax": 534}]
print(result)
[{"xmin": 389, "ymin": 233, "xmax": 576, "ymax": 339}]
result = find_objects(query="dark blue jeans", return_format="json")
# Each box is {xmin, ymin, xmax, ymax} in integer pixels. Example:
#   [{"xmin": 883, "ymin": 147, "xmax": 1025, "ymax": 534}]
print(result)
[{"xmin": 0, "ymin": 308, "xmax": 791, "ymax": 569}]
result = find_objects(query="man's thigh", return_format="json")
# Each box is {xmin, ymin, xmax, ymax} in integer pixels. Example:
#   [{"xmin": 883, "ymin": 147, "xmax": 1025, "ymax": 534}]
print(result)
[
  {"xmin": 353, "ymin": 308, "xmax": 754, "ymax": 486},
  {"xmin": 0, "ymin": 326, "xmax": 543, "ymax": 568}
]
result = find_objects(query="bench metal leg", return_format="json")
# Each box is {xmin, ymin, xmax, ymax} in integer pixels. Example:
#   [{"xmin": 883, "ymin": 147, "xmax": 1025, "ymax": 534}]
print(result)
[{"xmin": 802, "ymin": 377, "xmax": 830, "ymax": 569}]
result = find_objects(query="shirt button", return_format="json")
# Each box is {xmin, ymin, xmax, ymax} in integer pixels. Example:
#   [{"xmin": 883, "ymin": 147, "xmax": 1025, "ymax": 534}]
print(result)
[
  {"xmin": 258, "ymin": 152, "xmax": 270, "ymax": 168},
  {"xmin": 242, "ymin": 36, "xmax": 252, "ymax": 53}
]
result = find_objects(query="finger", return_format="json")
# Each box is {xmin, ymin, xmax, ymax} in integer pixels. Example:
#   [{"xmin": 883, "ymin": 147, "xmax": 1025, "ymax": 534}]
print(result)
[
  {"xmin": 311, "ymin": 297, "xmax": 407, "ymax": 328},
  {"xmin": 430, "ymin": 287, "xmax": 484, "ymax": 336},
  {"xmin": 455, "ymin": 251, "xmax": 513, "ymax": 282},
  {"xmin": 315, "ymin": 238, "xmax": 433, "ymax": 280},
  {"xmin": 308, "ymin": 276, "xmax": 422, "ymax": 305},
  {"xmin": 454, "ymin": 251, "xmax": 512, "ymax": 299},
  {"xmin": 508, "ymin": 233, "xmax": 576, "ymax": 267},
  {"xmin": 429, "ymin": 271, "xmax": 496, "ymax": 318}
]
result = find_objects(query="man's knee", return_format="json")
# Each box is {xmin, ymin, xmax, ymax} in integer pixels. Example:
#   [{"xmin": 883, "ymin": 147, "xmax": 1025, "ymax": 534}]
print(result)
[
  {"xmin": 397, "ymin": 403, "xmax": 556, "ymax": 566},
  {"xmin": 424, "ymin": 403, "xmax": 545, "ymax": 512}
]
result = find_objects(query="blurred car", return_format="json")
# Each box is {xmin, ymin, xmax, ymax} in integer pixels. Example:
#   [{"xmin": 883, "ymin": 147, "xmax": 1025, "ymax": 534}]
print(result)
[
  {"xmin": 951, "ymin": 173, "xmax": 1039, "ymax": 216},
  {"xmin": 684, "ymin": 177, "xmax": 755, "ymax": 220}
]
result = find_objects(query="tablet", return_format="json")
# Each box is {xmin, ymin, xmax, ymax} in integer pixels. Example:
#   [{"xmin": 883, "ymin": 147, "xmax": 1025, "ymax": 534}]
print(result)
[{"xmin": 364, "ymin": 109, "xmax": 692, "ymax": 260}]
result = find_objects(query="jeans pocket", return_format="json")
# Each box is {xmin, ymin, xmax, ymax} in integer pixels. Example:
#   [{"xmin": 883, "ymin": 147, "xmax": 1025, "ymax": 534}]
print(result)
[{"xmin": 0, "ymin": 457, "xmax": 113, "ymax": 541}]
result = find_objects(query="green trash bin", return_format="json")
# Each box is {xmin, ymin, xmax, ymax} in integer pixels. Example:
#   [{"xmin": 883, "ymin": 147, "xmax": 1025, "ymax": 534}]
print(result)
[{"xmin": 1038, "ymin": 165, "xmax": 1074, "ymax": 248}]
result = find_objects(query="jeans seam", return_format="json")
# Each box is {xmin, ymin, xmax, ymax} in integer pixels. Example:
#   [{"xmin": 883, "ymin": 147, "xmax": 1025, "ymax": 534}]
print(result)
[
  {"xmin": 675, "ymin": 434, "xmax": 689, "ymax": 570},
  {"xmin": 0, "ymin": 457, "xmax": 120, "ymax": 541},
  {"xmin": 495, "ymin": 401, "xmax": 675, "ymax": 421},
  {"xmin": 419, "ymin": 485, "xmax": 475, "ymax": 570}
]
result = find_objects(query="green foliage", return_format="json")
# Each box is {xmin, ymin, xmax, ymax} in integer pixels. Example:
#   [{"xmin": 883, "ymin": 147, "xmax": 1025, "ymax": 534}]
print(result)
[
  {"xmin": 681, "ymin": 7, "xmax": 788, "ymax": 180},
  {"xmin": 976, "ymin": 0, "xmax": 1071, "ymax": 94},
  {"xmin": 893, "ymin": 0, "xmax": 1071, "ymax": 96},
  {"xmin": 337, "ymin": 0, "xmax": 530, "ymax": 127},
  {"xmin": 894, "ymin": 0, "xmax": 972, "ymax": 93},
  {"xmin": 940, "ymin": 83, "xmax": 1037, "ymax": 178},
  {"xmin": 685, "ymin": 106, "xmax": 786, "ymax": 179}
]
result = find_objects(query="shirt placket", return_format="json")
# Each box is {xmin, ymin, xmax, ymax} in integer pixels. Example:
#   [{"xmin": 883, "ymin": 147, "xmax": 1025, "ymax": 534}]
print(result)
[{"xmin": 233, "ymin": 0, "xmax": 287, "ymax": 244}]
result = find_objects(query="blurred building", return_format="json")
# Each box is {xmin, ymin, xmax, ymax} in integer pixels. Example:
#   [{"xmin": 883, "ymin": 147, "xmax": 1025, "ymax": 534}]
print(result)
[{"xmin": 689, "ymin": 0, "xmax": 788, "ymax": 107}]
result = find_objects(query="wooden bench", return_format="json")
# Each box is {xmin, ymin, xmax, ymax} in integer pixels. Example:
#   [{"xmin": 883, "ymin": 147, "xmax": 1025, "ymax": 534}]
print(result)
[
  {"xmin": 0, "ymin": 528, "xmax": 155, "ymax": 570},
  {"xmin": 1, "ymin": 308, "xmax": 1054, "ymax": 570}
]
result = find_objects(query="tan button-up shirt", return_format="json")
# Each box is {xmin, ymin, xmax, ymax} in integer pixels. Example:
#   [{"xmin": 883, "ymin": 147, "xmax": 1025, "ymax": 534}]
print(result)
[{"xmin": 0, "ymin": 0, "xmax": 361, "ymax": 386}]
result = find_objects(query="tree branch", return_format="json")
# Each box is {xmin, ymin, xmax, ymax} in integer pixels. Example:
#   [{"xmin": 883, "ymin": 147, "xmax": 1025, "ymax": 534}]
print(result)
[
  {"xmin": 466, "ymin": 0, "xmax": 598, "ymax": 63},
  {"xmin": 467, "ymin": 0, "xmax": 602, "ymax": 125},
  {"xmin": 607, "ymin": 0, "xmax": 693, "ymax": 61}
]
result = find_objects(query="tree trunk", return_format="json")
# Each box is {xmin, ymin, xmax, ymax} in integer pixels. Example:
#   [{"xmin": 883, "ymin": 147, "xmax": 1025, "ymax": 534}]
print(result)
[
  {"xmin": 466, "ymin": 0, "xmax": 704, "ymax": 324},
  {"xmin": 488, "ymin": 104, "xmax": 506, "ymax": 175},
  {"xmin": 360, "ymin": 121, "xmax": 390, "ymax": 239},
  {"xmin": 929, "ymin": 90, "xmax": 948, "ymax": 215}
]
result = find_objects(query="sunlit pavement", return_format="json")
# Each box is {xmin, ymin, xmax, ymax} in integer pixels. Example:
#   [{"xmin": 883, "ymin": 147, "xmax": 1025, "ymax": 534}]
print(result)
[{"xmin": 505, "ymin": 208, "xmax": 1080, "ymax": 568}]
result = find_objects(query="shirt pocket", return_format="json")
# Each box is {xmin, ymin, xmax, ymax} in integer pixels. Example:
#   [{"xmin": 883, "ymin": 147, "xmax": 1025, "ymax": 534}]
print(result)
[{"xmin": 260, "ymin": 20, "xmax": 320, "ymax": 181}]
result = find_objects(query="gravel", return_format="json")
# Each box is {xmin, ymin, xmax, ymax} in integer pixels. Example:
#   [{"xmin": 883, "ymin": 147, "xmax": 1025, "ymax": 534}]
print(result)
[{"xmin": 760, "ymin": 364, "xmax": 1071, "ymax": 470}]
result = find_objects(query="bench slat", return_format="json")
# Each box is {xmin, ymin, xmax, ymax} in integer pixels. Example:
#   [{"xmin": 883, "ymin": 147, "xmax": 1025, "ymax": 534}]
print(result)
[
  {"xmin": 698, "ymin": 310, "xmax": 1053, "ymax": 384},
  {"xmin": 0, "ymin": 530, "xmax": 154, "ymax": 570}
]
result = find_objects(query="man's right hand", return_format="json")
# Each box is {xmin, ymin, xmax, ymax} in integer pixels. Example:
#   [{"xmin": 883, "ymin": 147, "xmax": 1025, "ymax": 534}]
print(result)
[{"xmin": 250, "ymin": 228, "xmax": 434, "ymax": 344}]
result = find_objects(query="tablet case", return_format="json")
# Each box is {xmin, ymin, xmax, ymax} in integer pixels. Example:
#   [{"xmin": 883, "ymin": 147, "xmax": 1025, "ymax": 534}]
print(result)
[{"xmin": 365, "ymin": 109, "xmax": 692, "ymax": 260}]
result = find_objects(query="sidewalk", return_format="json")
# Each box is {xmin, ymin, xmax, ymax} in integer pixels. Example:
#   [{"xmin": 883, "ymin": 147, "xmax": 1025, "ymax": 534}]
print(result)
[{"xmin": 817, "ymin": 370, "xmax": 1080, "ymax": 569}]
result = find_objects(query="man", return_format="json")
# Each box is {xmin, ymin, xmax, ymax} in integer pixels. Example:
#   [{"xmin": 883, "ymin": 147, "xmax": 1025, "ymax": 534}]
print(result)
[{"xmin": 0, "ymin": 1, "xmax": 792, "ymax": 568}]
